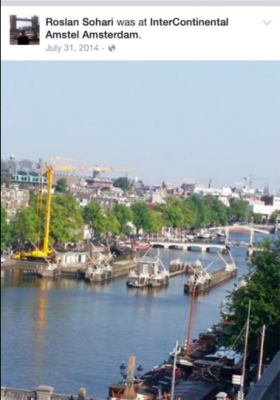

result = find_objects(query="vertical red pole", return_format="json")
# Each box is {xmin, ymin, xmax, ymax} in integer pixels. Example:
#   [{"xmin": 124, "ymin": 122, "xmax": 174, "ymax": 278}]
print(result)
[{"xmin": 185, "ymin": 285, "xmax": 196, "ymax": 357}]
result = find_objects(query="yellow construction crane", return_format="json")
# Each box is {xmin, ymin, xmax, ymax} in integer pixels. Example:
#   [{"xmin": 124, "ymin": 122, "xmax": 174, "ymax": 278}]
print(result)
[
  {"xmin": 88, "ymin": 165, "xmax": 135, "ymax": 180},
  {"xmin": 14, "ymin": 159, "xmax": 135, "ymax": 261},
  {"xmin": 84, "ymin": 165, "xmax": 135, "ymax": 178},
  {"xmin": 15, "ymin": 157, "xmax": 83, "ymax": 261}
]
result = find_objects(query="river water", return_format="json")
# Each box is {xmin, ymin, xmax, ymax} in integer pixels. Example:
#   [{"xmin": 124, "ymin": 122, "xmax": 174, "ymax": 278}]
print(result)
[{"xmin": 0, "ymin": 233, "xmax": 267, "ymax": 397}]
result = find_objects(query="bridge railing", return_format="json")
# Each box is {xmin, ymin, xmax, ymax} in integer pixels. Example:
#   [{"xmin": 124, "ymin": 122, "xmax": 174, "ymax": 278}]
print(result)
[
  {"xmin": 1, "ymin": 388, "xmax": 36, "ymax": 400},
  {"xmin": 1, "ymin": 388, "xmax": 103, "ymax": 400}
]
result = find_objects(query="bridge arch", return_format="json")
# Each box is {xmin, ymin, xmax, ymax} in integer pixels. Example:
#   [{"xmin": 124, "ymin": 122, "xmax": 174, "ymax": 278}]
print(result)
[
  {"xmin": 206, "ymin": 246, "xmax": 223, "ymax": 253},
  {"xmin": 151, "ymin": 244, "xmax": 165, "ymax": 249},
  {"xmin": 187, "ymin": 245, "xmax": 204, "ymax": 252},
  {"xmin": 168, "ymin": 245, "xmax": 184, "ymax": 250}
]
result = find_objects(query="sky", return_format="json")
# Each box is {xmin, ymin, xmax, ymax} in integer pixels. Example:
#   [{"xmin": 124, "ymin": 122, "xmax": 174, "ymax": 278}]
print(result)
[
  {"xmin": 14, "ymin": 16, "xmax": 35, "ymax": 28},
  {"xmin": 1, "ymin": 61, "xmax": 280, "ymax": 190}
]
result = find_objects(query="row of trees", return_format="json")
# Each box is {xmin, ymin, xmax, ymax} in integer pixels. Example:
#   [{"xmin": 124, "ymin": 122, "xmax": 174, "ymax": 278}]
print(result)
[
  {"xmin": 221, "ymin": 238, "xmax": 280, "ymax": 358},
  {"xmin": 0, "ymin": 192, "xmax": 272, "ymax": 251},
  {"xmin": 1, "ymin": 194, "xmax": 84, "ymax": 250}
]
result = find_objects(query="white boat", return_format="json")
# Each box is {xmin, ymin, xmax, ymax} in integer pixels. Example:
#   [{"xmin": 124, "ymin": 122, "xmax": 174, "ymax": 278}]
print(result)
[
  {"xmin": 186, "ymin": 234, "xmax": 195, "ymax": 242},
  {"xmin": 235, "ymin": 277, "xmax": 248, "ymax": 290},
  {"xmin": 1, "ymin": 256, "xmax": 6, "ymax": 265},
  {"xmin": 85, "ymin": 264, "xmax": 112, "ymax": 282},
  {"xmin": 220, "ymin": 300, "xmax": 234, "ymax": 318},
  {"xmin": 126, "ymin": 269, "xmax": 150, "ymax": 288},
  {"xmin": 185, "ymin": 271, "xmax": 211, "ymax": 290},
  {"xmin": 196, "ymin": 229, "xmax": 211, "ymax": 240},
  {"xmin": 127, "ymin": 251, "xmax": 170, "ymax": 289},
  {"xmin": 85, "ymin": 245, "xmax": 114, "ymax": 283},
  {"xmin": 184, "ymin": 261, "xmax": 213, "ymax": 293},
  {"xmin": 216, "ymin": 230, "xmax": 227, "ymax": 238}
]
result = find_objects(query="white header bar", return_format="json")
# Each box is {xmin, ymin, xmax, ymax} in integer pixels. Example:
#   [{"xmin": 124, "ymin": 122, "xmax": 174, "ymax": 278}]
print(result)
[
  {"xmin": 2, "ymin": 6, "xmax": 280, "ymax": 60},
  {"xmin": 2, "ymin": 0, "xmax": 279, "ymax": 2}
]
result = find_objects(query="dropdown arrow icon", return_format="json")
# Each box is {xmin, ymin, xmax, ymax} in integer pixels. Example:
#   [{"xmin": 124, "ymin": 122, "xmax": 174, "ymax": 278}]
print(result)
[{"xmin": 263, "ymin": 20, "xmax": 272, "ymax": 25}]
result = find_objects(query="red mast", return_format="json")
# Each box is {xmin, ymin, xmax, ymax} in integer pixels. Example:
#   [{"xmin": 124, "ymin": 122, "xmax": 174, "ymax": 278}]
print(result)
[{"xmin": 185, "ymin": 285, "xmax": 197, "ymax": 357}]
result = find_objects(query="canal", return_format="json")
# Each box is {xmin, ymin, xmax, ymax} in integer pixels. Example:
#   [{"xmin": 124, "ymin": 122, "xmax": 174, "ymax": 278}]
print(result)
[{"xmin": 1, "ymin": 235, "xmax": 258, "ymax": 397}]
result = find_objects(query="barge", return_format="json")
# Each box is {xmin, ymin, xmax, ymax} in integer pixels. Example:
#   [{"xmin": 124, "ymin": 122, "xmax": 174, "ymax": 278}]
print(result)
[
  {"xmin": 127, "ymin": 251, "xmax": 170, "ymax": 289},
  {"xmin": 184, "ymin": 254, "xmax": 237, "ymax": 294}
]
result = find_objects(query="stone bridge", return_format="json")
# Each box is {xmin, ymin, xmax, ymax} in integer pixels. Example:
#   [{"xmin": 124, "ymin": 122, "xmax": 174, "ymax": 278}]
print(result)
[{"xmin": 150, "ymin": 240, "xmax": 228, "ymax": 253}]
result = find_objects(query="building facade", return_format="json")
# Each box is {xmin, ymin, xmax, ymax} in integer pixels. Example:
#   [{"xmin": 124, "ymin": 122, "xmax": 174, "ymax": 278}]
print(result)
[{"xmin": 1, "ymin": 186, "xmax": 30, "ymax": 219}]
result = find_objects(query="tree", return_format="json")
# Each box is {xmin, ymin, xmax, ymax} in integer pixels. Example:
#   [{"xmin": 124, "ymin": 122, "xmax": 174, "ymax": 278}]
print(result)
[
  {"xmin": 10, "ymin": 207, "xmax": 38, "ymax": 247},
  {"xmin": 84, "ymin": 202, "xmax": 107, "ymax": 237},
  {"xmin": 163, "ymin": 205, "xmax": 184, "ymax": 229},
  {"xmin": 55, "ymin": 178, "xmax": 68, "ymax": 193},
  {"xmin": 146, "ymin": 210, "xmax": 164, "ymax": 234},
  {"xmin": 113, "ymin": 177, "xmax": 130, "ymax": 192},
  {"xmin": 229, "ymin": 199, "xmax": 249, "ymax": 222},
  {"xmin": 50, "ymin": 194, "xmax": 83, "ymax": 244},
  {"xmin": 204, "ymin": 195, "xmax": 228, "ymax": 226},
  {"xmin": 106, "ymin": 211, "xmax": 120, "ymax": 236},
  {"xmin": 10, "ymin": 193, "xmax": 83, "ymax": 247},
  {"xmin": 1, "ymin": 206, "xmax": 10, "ymax": 251},
  {"xmin": 221, "ymin": 239, "xmax": 280, "ymax": 358},
  {"xmin": 252, "ymin": 213, "xmax": 263, "ymax": 224},
  {"xmin": 112, "ymin": 204, "xmax": 133, "ymax": 234},
  {"xmin": 181, "ymin": 199, "xmax": 197, "ymax": 228},
  {"xmin": 131, "ymin": 202, "xmax": 151, "ymax": 234},
  {"xmin": 270, "ymin": 211, "xmax": 280, "ymax": 224},
  {"xmin": 187, "ymin": 195, "xmax": 208, "ymax": 227}
]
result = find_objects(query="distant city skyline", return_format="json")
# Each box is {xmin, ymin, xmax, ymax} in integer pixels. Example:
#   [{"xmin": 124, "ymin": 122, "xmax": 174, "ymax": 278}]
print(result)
[{"xmin": 1, "ymin": 61, "xmax": 280, "ymax": 191}]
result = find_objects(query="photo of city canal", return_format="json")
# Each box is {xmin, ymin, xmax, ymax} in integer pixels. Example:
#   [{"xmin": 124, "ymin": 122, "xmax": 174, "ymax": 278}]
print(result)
[
  {"xmin": 1, "ymin": 242, "xmax": 254, "ymax": 396},
  {"xmin": 1, "ymin": 61, "xmax": 280, "ymax": 400}
]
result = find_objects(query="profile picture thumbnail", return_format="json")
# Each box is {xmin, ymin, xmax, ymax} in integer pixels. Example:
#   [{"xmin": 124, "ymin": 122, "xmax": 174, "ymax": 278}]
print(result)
[{"xmin": 10, "ymin": 15, "xmax": 40, "ymax": 45}]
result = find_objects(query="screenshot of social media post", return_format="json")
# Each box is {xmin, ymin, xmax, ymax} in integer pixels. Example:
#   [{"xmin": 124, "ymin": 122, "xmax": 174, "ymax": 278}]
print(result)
[{"xmin": 1, "ymin": 2, "xmax": 280, "ymax": 400}]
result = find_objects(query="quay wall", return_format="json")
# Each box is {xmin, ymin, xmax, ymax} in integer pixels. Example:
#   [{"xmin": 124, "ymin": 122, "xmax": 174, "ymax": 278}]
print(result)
[{"xmin": 1, "ymin": 260, "xmax": 136, "ymax": 281}]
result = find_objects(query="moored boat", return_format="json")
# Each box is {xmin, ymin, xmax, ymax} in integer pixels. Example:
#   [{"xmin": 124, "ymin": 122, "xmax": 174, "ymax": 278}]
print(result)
[
  {"xmin": 127, "ymin": 250, "xmax": 170, "ymax": 289},
  {"xmin": 85, "ymin": 245, "xmax": 114, "ymax": 283},
  {"xmin": 132, "ymin": 240, "xmax": 151, "ymax": 252},
  {"xmin": 184, "ymin": 261, "xmax": 213, "ymax": 294}
]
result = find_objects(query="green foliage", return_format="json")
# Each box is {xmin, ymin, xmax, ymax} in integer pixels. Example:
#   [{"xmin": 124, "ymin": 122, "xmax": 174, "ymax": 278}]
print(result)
[
  {"xmin": 10, "ymin": 207, "xmax": 38, "ymax": 246},
  {"xmin": 187, "ymin": 195, "xmax": 209, "ymax": 227},
  {"xmin": 105, "ymin": 211, "xmax": 120, "ymax": 235},
  {"xmin": 55, "ymin": 178, "xmax": 68, "ymax": 193},
  {"xmin": 251, "ymin": 213, "xmax": 263, "ymax": 224},
  {"xmin": 50, "ymin": 194, "xmax": 83, "ymax": 244},
  {"xmin": 181, "ymin": 199, "xmax": 197, "ymax": 227},
  {"xmin": 163, "ymin": 205, "xmax": 184, "ymax": 229},
  {"xmin": 229, "ymin": 199, "xmax": 249, "ymax": 222},
  {"xmin": 270, "ymin": 211, "xmax": 280, "ymax": 224},
  {"xmin": 1, "ymin": 178, "xmax": 11, "ymax": 188},
  {"xmin": 113, "ymin": 177, "xmax": 130, "ymax": 192},
  {"xmin": 221, "ymin": 240, "xmax": 280, "ymax": 357},
  {"xmin": 1, "ymin": 206, "xmax": 10, "ymax": 251},
  {"xmin": 112, "ymin": 204, "xmax": 133, "ymax": 234},
  {"xmin": 156, "ymin": 195, "xmax": 228, "ymax": 230},
  {"xmin": 29, "ymin": 190, "xmax": 36, "ymax": 204},
  {"xmin": 131, "ymin": 202, "xmax": 151, "ymax": 234},
  {"xmin": 204, "ymin": 195, "xmax": 228, "ymax": 226},
  {"xmin": 84, "ymin": 202, "xmax": 107, "ymax": 236},
  {"xmin": 146, "ymin": 210, "xmax": 164, "ymax": 234},
  {"xmin": 10, "ymin": 193, "xmax": 83, "ymax": 247}
]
